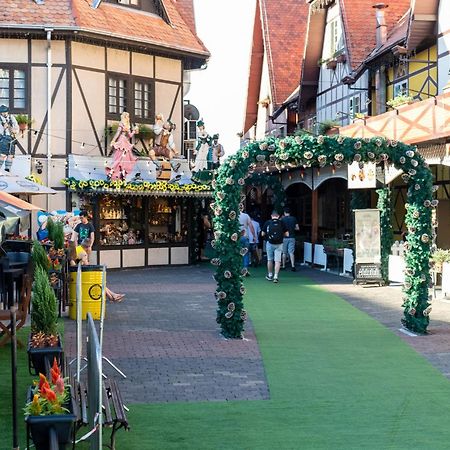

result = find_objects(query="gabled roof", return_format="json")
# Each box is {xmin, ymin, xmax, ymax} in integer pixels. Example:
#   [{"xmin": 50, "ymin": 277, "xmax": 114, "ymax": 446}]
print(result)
[
  {"xmin": 0, "ymin": 0, "xmax": 209, "ymax": 65},
  {"xmin": 243, "ymin": 0, "xmax": 308, "ymax": 133},
  {"xmin": 340, "ymin": 0, "xmax": 411, "ymax": 71}
]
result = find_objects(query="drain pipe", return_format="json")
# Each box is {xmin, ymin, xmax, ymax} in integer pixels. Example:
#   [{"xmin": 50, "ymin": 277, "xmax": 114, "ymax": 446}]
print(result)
[
  {"xmin": 373, "ymin": 3, "xmax": 388, "ymax": 115},
  {"xmin": 45, "ymin": 28, "xmax": 53, "ymax": 210}
]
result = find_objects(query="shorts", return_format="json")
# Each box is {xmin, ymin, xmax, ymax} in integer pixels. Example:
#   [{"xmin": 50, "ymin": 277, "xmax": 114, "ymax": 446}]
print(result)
[
  {"xmin": 266, "ymin": 242, "xmax": 283, "ymax": 262},
  {"xmin": 283, "ymin": 237, "xmax": 296, "ymax": 255},
  {"xmin": 153, "ymin": 145, "xmax": 170, "ymax": 158}
]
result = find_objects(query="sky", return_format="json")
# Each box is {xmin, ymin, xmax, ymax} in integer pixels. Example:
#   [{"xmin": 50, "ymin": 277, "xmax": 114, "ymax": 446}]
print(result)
[{"xmin": 187, "ymin": 0, "xmax": 256, "ymax": 156}]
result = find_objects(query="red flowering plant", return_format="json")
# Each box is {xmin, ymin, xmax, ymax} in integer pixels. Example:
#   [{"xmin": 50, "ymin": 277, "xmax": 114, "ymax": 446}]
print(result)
[{"xmin": 24, "ymin": 358, "xmax": 70, "ymax": 416}]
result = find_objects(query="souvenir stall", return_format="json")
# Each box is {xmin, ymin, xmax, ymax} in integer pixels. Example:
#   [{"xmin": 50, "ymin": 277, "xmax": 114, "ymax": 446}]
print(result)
[{"xmin": 65, "ymin": 155, "xmax": 212, "ymax": 268}]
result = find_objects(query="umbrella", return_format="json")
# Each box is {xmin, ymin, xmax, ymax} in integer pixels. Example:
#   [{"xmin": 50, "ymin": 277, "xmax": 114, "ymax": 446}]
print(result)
[{"xmin": 0, "ymin": 172, "xmax": 56, "ymax": 194}]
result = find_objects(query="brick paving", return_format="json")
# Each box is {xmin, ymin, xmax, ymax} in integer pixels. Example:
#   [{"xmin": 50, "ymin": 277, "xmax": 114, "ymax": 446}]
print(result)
[
  {"xmin": 64, "ymin": 265, "xmax": 270, "ymax": 404},
  {"xmin": 64, "ymin": 264, "xmax": 450, "ymax": 406}
]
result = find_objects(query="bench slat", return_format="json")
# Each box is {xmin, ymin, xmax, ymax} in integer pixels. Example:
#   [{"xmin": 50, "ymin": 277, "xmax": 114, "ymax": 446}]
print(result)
[
  {"xmin": 102, "ymin": 380, "xmax": 114, "ymax": 426},
  {"xmin": 109, "ymin": 379, "xmax": 128, "ymax": 427}
]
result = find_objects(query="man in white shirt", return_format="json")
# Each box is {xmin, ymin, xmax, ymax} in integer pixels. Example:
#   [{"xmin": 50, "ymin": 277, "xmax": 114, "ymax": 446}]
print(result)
[
  {"xmin": 249, "ymin": 217, "xmax": 261, "ymax": 266},
  {"xmin": 239, "ymin": 211, "xmax": 255, "ymax": 240}
]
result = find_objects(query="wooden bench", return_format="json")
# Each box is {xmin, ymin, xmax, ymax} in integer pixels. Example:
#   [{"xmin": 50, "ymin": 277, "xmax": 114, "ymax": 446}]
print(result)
[{"xmin": 69, "ymin": 373, "xmax": 129, "ymax": 449}]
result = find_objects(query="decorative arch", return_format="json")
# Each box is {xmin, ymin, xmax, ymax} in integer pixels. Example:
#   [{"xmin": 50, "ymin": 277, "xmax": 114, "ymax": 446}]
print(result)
[{"xmin": 211, "ymin": 135, "xmax": 434, "ymax": 338}]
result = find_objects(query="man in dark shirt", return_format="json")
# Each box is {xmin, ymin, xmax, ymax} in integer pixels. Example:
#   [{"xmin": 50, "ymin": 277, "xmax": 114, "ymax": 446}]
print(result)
[
  {"xmin": 281, "ymin": 207, "xmax": 299, "ymax": 271},
  {"xmin": 72, "ymin": 211, "xmax": 95, "ymax": 253}
]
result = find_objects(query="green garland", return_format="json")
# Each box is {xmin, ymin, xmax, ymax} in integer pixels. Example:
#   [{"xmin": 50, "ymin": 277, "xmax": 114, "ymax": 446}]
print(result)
[
  {"xmin": 376, "ymin": 187, "xmax": 393, "ymax": 285},
  {"xmin": 213, "ymin": 135, "xmax": 433, "ymax": 338},
  {"xmin": 62, "ymin": 177, "xmax": 211, "ymax": 194}
]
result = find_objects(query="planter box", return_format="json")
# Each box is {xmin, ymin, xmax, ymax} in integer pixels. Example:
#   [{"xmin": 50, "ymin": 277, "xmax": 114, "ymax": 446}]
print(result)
[
  {"xmin": 27, "ymin": 334, "xmax": 63, "ymax": 376},
  {"xmin": 26, "ymin": 386, "xmax": 76, "ymax": 450}
]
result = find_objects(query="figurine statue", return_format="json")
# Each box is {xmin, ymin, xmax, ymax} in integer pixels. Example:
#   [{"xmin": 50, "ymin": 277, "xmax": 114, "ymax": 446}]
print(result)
[
  {"xmin": 107, "ymin": 111, "xmax": 139, "ymax": 180},
  {"xmin": 208, "ymin": 133, "xmax": 224, "ymax": 170},
  {"xmin": 192, "ymin": 119, "xmax": 211, "ymax": 172},
  {"xmin": 0, "ymin": 105, "xmax": 19, "ymax": 172},
  {"xmin": 149, "ymin": 113, "xmax": 181, "ymax": 176}
]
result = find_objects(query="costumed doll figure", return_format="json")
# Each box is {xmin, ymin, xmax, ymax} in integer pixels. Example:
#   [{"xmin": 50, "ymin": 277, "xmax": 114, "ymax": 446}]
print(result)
[
  {"xmin": 149, "ymin": 113, "xmax": 181, "ymax": 176},
  {"xmin": 208, "ymin": 134, "xmax": 224, "ymax": 170},
  {"xmin": 0, "ymin": 105, "xmax": 19, "ymax": 172},
  {"xmin": 192, "ymin": 120, "xmax": 211, "ymax": 172},
  {"xmin": 107, "ymin": 111, "xmax": 139, "ymax": 180}
]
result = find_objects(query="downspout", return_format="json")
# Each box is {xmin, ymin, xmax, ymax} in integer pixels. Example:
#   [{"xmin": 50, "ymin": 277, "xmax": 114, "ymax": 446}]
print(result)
[
  {"xmin": 373, "ymin": 3, "xmax": 388, "ymax": 115},
  {"xmin": 46, "ymin": 28, "xmax": 53, "ymax": 210}
]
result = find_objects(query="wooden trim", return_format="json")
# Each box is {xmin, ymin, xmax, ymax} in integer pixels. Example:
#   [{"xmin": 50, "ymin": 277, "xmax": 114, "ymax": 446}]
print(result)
[
  {"xmin": 71, "ymin": 64, "xmax": 105, "ymax": 74},
  {"xmin": 73, "ymin": 67, "xmax": 104, "ymax": 156},
  {"xmin": 27, "ymin": 38, "xmax": 32, "ymax": 155},
  {"xmin": 154, "ymin": 78, "xmax": 182, "ymax": 86},
  {"xmin": 167, "ymin": 84, "xmax": 180, "ymax": 122},
  {"xmin": 66, "ymin": 40, "xmax": 72, "ymax": 158},
  {"xmin": 32, "ymin": 67, "xmax": 66, "ymax": 155}
]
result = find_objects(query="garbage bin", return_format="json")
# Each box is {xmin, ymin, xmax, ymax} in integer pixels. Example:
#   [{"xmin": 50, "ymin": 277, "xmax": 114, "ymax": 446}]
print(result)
[{"xmin": 68, "ymin": 265, "xmax": 105, "ymax": 320}]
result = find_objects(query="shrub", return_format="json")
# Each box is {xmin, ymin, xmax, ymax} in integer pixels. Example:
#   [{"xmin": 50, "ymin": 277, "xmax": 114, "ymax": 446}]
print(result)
[
  {"xmin": 31, "ymin": 266, "xmax": 58, "ymax": 337},
  {"xmin": 31, "ymin": 240, "xmax": 50, "ymax": 271},
  {"xmin": 53, "ymin": 221, "xmax": 65, "ymax": 250}
]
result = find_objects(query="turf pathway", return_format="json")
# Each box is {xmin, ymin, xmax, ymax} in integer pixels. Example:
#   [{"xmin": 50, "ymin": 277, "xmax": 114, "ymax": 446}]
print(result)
[{"xmin": 115, "ymin": 269, "xmax": 450, "ymax": 449}]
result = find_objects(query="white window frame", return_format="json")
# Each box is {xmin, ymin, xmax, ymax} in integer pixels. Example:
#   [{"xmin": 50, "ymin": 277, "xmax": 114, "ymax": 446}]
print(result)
[
  {"xmin": 349, "ymin": 96, "xmax": 360, "ymax": 117},
  {"xmin": 393, "ymin": 81, "xmax": 408, "ymax": 98}
]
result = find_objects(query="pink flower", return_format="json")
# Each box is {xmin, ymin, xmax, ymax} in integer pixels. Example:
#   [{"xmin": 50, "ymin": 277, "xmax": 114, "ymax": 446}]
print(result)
[{"xmin": 55, "ymin": 377, "xmax": 65, "ymax": 395}]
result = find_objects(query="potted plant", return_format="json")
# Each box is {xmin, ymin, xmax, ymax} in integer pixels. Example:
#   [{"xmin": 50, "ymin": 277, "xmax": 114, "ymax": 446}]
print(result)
[
  {"xmin": 24, "ymin": 358, "xmax": 76, "ymax": 450},
  {"xmin": 137, "ymin": 123, "xmax": 155, "ymax": 142},
  {"xmin": 334, "ymin": 50, "xmax": 347, "ymax": 64},
  {"xmin": 27, "ymin": 265, "xmax": 62, "ymax": 375},
  {"xmin": 318, "ymin": 120, "xmax": 340, "ymax": 136},
  {"xmin": 430, "ymin": 248, "xmax": 450, "ymax": 273},
  {"xmin": 326, "ymin": 58, "xmax": 337, "ymax": 70},
  {"xmin": 15, "ymin": 114, "xmax": 33, "ymax": 136},
  {"xmin": 387, "ymin": 94, "xmax": 415, "ymax": 109},
  {"xmin": 323, "ymin": 238, "xmax": 346, "ymax": 256}
]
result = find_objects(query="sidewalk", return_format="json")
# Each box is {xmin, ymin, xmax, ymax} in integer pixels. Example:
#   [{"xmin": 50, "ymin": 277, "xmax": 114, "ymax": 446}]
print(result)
[{"xmin": 64, "ymin": 264, "xmax": 450, "ymax": 406}]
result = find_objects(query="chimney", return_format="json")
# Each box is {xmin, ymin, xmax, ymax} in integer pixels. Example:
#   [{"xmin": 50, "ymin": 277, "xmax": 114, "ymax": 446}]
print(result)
[{"xmin": 372, "ymin": 3, "xmax": 389, "ymax": 47}]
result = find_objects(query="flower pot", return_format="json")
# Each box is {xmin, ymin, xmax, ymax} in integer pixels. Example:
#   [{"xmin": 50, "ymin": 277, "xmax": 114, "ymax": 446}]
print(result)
[
  {"xmin": 25, "ymin": 386, "xmax": 76, "ymax": 450},
  {"xmin": 336, "ymin": 53, "xmax": 346, "ymax": 63},
  {"xmin": 326, "ymin": 59, "xmax": 337, "ymax": 70},
  {"xmin": 27, "ymin": 334, "xmax": 63, "ymax": 376}
]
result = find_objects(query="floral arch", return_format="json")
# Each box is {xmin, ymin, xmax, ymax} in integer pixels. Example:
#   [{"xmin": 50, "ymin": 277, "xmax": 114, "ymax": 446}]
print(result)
[{"xmin": 211, "ymin": 135, "xmax": 434, "ymax": 338}]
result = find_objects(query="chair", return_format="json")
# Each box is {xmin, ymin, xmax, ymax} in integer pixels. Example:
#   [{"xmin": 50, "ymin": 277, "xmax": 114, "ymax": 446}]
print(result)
[{"xmin": 0, "ymin": 274, "xmax": 32, "ymax": 347}]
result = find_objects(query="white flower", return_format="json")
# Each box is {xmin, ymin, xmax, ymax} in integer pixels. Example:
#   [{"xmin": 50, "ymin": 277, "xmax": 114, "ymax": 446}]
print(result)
[
  {"xmin": 229, "ymin": 160, "xmax": 237, "ymax": 169},
  {"xmin": 210, "ymin": 258, "xmax": 221, "ymax": 266},
  {"xmin": 229, "ymin": 211, "xmax": 236, "ymax": 220},
  {"xmin": 240, "ymin": 286, "xmax": 246, "ymax": 295},
  {"xmin": 414, "ymin": 184, "xmax": 421, "ymax": 190},
  {"xmin": 367, "ymin": 152, "xmax": 375, "ymax": 159},
  {"xmin": 240, "ymin": 247, "xmax": 248, "ymax": 256},
  {"xmin": 225, "ymin": 311, "xmax": 234, "ymax": 319},
  {"xmin": 217, "ymin": 291, "xmax": 227, "ymax": 299},
  {"xmin": 421, "ymin": 234, "xmax": 430, "ymax": 243},
  {"xmin": 354, "ymin": 142, "xmax": 362, "ymax": 150},
  {"xmin": 259, "ymin": 143, "xmax": 268, "ymax": 151},
  {"xmin": 337, "ymin": 136, "xmax": 344, "ymax": 144},
  {"xmin": 227, "ymin": 302, "xmax": 235, "ymax": 312},
  {"xmin": 256, "ymin": 154, "xmax": 266, "ymax": 162},
  {"xmin": 240, "ymin": 310, "xmax": 248, "ymax": 320},
  {"xmin": 375, "ymin": 138, "xmax": 383, "ymax": 147},
  {"xmin": 238, "ymin": 178, "xmax": 245, "ymax": 186},
  {"xmin": 279, "ymin": 140, "xmax": 286, "ymax": 150},
  {"xmin": 406, "ymin": 150, "xmax": 415, "ymax": 158},
  {"xmin": 390, "ymin": 140, "xmax": 398, "ymax": 147},
  {"xmin": 318, "ymin": 155, "xmax": 327, "ymax": 164},
  {"xmin": 280, "ymin": 152, "xmax": 289, "ymax": 161},
  {"xmin": 353, "ymin": 152, "xmax": 361, "ymax": 161},
  {"xmin": 334, "ymin": 153, "xmax": 344, "ymax": 161},
  {"xmin": 399, "ymin": 156, "xmax": 406, "ymax": 164},
  {"xmin": 304, "ymin": 151, "xmax": 313, "ymax": 160},
  {"xmin": 231, "ymin": 233, "xmax": 238, "ymax": 242},
  {"xmin": 242, "ymin": 150, "xmax": 249, "ymax": 158},
  {"xmin": 424, "ymin": 200, "xmax": 431, "ymax": 207},
  {"xmin": 317, "ymin": 135, "xmax": 324, "ymax": 144},
  {"xmin": 224, "ymin": 270, "xmax": 232, "ymax": 278},
  {"xmin": 294, "ymin": 136, "xmax": 303, "ymax": 145},
  {"xmin": 423, "ymin": 306, "xmax": 432, "ymax": 317},
  {"xmin": 431, "ymin": 199, "xmax": 439, "ymax": 207},
  {"xmin": 408, "ymin": 169, "xmax": 416, "ymax": 176},
  {"xmin": 411, "ymin": 159, "xmax": 418, "ymax": 167},
  {"xmin": 226, "ymin": 177, "xmax": 234, "ymax": 185},
  {"xmin": 217, "ymin": 192, "xmax": 225, "ymax": 200}
]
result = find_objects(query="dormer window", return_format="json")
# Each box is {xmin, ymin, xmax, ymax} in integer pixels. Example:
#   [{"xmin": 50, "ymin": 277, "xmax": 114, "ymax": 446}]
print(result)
[{"xmin": 105, "ymin": 0, "xmax": 169, "ymax": 21}]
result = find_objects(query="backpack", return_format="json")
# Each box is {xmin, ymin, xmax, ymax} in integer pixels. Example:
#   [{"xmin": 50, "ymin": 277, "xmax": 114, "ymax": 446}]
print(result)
[{"xmin": 266, "ymin": 219, "xmax": 284, "ymax": 244}]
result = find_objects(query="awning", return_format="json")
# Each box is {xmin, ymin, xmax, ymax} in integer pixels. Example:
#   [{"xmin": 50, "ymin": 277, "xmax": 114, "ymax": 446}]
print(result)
[
  {"xmin": 0, "ymin": 191, "xmax": 42, "ymax": 211},
  {"xmin": 0, "ymin": 172, "xmax": 57, "ymax": 194}
]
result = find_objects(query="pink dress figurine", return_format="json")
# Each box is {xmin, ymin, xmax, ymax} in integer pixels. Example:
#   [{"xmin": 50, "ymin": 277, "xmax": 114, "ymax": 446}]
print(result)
[{"xmin": 108, "ymin": 111, "xmax": 138, "ymax": 180}]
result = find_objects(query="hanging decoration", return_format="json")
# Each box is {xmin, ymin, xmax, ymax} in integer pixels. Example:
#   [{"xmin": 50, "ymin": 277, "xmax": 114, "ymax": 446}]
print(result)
[
  {"xmin": 213, "ymin": 135, "xmax": 433, "ymax": 338},
  {"xmin": 62, "ymin": 177, "xmax": 211, "ymax": 195}
]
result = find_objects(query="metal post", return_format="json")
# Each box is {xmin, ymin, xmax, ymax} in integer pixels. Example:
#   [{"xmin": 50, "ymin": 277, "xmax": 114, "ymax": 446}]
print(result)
[
  {"xmin": 10, "ymin": 306, "xmax": 19, "ymax": 450},
  {"xmin": 76, "ymin": 262, "xmax": 82, "ymax": 382}
]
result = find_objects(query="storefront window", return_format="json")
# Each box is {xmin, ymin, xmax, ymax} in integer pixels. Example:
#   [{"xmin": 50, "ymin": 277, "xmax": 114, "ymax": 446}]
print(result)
[
  {"xmin": 148, "ymin": 198, "xmax": 188, "ymax": 244},
  {"xmin": 99, "ymin": 196, "xmax": 145, "ymax": 246}
]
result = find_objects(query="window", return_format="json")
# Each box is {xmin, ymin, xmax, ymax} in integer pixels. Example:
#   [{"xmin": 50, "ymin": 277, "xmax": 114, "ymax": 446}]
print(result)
[
  {"xmin": 329, "ymin": 20, "xmax": 339, "ymax": 56},
  {"xmin": 118, "ymin": 0, "xmax": 139, "ymax": 5},
  {"xmin": 0, "ymin": 67, "xmax": 27, "ymax": 112},
  {"xmin": 349, "ymin": 96, "xmax": 360, "ymax": 117},
  {"xmin": 107, "ymin": 75, "xmax": 154, "ymax": 122},
  {"xmin": 134, "ymin": 80, "xmax": 151, "ymax": 120},
  {"xmin": 184, "ymin": 120, "xmax": 197, "ymax": 140},
  {"xmin": 108, "ymin": 76, "xmax": 127, "ymax": 115},
  {"xmin": 393, "ymin": 81, "xmax": 408, "ymax": 97}
]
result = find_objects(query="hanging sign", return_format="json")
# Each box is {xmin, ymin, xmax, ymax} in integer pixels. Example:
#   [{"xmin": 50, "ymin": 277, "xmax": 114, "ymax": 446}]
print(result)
[
  {"xmin": 348, "ymin": 162, "xmax": 376, "ymax": 189},
  {"xmin": 354, "ymin": 209, "xmax": 383, "ymax": 284}
]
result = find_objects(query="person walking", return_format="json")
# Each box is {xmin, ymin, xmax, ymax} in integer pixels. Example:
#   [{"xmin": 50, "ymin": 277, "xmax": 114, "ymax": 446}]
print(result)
[
  {"xmin": 261, "ymin": 211, "xmax": 287, "ymax": 283},
  {"xmin": 281, "ymin": 207, "xmax": 299, "ymax": 271},
  {"xmin": 249, "ymin": 215, "xmax": 261, "ymax": 266}
]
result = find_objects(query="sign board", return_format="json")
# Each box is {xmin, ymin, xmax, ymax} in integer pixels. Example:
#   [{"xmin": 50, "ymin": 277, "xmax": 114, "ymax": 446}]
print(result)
[
  {"xmin": 348, "ymin": 162, "xmax": 376, "ymax": 189},
  {"xmin": 354, "ymin": 209, "xmax": 382, "ymax": 284}
]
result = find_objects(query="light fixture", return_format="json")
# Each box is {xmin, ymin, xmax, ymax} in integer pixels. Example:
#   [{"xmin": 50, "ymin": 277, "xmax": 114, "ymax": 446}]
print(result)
[{"xmin": 35, "ymin": 160, "xmax": 43, "ymax": 174}]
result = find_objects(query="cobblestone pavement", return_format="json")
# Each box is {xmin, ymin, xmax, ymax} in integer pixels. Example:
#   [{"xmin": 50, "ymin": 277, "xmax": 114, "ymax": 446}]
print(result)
[
  {"xmin": 64, "ymin": 264, "xmax": 450, "ymax": 405},
  {"xmin": 64, "ymin": 265, "xmax": 270, "ymax": 404}
]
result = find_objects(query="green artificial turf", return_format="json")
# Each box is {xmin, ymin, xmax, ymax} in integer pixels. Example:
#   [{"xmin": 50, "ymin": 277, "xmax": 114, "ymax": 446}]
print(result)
[
  {"xmin": 0, "ymin": 327, "xmax": 35, "ymax": 447},
  {"xmin": 114, "ymin": 269, "xmax": 450, "ymax": 449}
]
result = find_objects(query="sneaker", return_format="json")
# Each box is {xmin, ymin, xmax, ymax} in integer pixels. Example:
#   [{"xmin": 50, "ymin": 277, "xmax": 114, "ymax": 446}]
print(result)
[
  {"xmin": 291, "ymin": 267, "xmax": 297, "ymax": 272},
  {"xmin": 265, "ymin": 275, "xmax": 273, "ymax": 281},
  {"xmin": 273, "ymin": 278, "xmax": 279, "ymax": 283}
]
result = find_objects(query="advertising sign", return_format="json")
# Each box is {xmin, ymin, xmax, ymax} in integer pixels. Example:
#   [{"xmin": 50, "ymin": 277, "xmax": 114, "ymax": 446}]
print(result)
[
  {"xmin": 348, "ymin": 162, "xmax": 376, "ymax": 189},
  {"xmin": 354, "ymin": 209, "xmax": 382, "ymax": 284}
]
